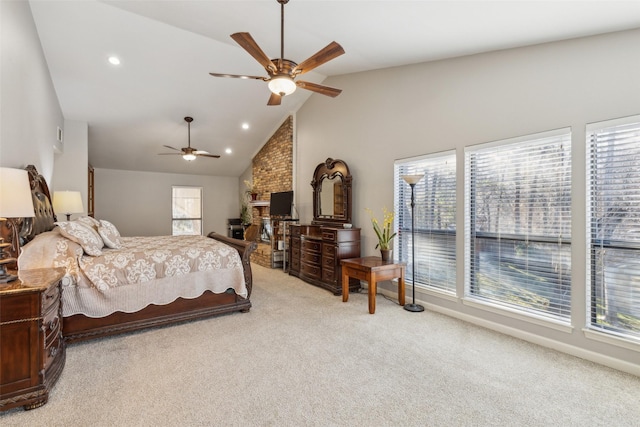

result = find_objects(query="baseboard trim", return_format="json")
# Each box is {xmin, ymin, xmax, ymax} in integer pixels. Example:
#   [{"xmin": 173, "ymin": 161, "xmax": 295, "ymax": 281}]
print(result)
[
  {"xmin": 424, "ymin": 301, "xmax": 640, "ymax": 377},
  {"xmin": 373, "ymin": 281, "xmax": 639, "ymax": 376}
]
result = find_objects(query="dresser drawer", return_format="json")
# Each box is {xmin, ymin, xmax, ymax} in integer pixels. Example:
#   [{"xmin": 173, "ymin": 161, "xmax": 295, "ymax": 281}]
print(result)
[
  {"xmin": 43, "ymin": 305, "xmax": 62, "ymax": 343},
  {"xmin": 302, "ymin": 251, "xmax": 322, "ymax": 265},
  {"xmin": 322, "ymin": 229, "xmax": 337, "ymax": 242},
  {"xmin": 291, "ymin": 247, "xmax": 300, "ymax": 259},
  {"xmin": 322, "ymin": 267, "xmax": 336, "ymax": 284},
  {"xmin": 302, "ymin": 239, "xmax": 322, "ymax": 253},
  {"xmin": 42, "ymin": 281, "xmax": 61, "ymax": 312},
  {"xmin": 322, "ymin": 243, "xmax": 336, "ymax": 257},
  {"xmin": 0, "ymin": 292, "xmax": 39, "ymax": 323},
  {"xmin": 43, "ymin": 333, "xmax": 63, "ymax": 372},
  {"xmin": 322, "ymin": 255, "xmax": 336, "ymax": 269},
  {"xmin": 291, "ymin": 236, "xmax": 300, "ymax": 249},
  {"xmin": 301, "ymin": 262, "xmax": 321, "ymax": 279},
  {"xmin": 290, "ymin": 226, "xmax": 301, "ymax": 237}
]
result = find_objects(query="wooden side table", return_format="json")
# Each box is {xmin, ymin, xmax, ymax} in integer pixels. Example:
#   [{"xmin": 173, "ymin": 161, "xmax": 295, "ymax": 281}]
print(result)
[
  {"xmin": 0, "ymin": 268, "xmax": 66, "ymax": 412},
  {"xmin": 341, "ymin": 257, "xmax": 405, "ymax": 314}
]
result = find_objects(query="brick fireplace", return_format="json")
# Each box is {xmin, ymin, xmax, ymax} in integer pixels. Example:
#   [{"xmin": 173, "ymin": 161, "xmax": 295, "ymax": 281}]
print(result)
[{"xmin": 249, "ymin": 115, "xmax": 293, "ymax": 267}]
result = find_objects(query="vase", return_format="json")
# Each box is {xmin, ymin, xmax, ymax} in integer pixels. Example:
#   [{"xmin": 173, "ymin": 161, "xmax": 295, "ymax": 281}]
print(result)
[
  {"xmin": 380, "ymin": 249, "xmax": 393, "ymax": 262},
  {"xmin": 250, "ymin": 193, "xmax": 258, "ymax": 201}
]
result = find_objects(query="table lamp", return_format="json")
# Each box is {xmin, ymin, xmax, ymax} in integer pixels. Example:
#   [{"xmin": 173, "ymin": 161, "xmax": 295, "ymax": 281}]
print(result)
[
  {"xmin": 0, "ymin": 167, "xmax": 36, "ymax": 283},
  {"xmin": 53, "ymin": 191, "xmax": 83, "ymax": 221}
]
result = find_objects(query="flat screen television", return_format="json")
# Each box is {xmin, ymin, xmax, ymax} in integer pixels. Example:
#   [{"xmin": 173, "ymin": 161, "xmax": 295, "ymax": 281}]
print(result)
[{"xmin": 270, "ymin": 191, "xmax": 294, "ymax": 217}]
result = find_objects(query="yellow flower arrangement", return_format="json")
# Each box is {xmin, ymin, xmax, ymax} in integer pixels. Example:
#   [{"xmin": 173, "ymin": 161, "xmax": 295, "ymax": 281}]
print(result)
[
  {"xmin": 244, "ymin": 180, "xmax": 255, "ymax": 195},
  {"xmin": 365, "ymin": 207, "xmax": 396, "ymax": 250}
]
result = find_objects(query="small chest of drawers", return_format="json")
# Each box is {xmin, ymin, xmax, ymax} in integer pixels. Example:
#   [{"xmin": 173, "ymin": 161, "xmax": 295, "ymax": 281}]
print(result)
[
  {"xmin": 0, "ymin": 268, "xmax": 66, "ymax": 412},
  {"xmin": 289, "ymin": 225, "xmax": 361, "ymax": 294}
]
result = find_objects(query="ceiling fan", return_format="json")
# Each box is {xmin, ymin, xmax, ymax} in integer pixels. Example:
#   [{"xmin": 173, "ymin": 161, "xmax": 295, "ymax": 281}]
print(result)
[
  {"xmin": 209, "ymin": 0, "xmax": 345, "ymax": 106},
  {"xmin": 158, "ymin": 117, "xmax": 220, "ymax": 161}
]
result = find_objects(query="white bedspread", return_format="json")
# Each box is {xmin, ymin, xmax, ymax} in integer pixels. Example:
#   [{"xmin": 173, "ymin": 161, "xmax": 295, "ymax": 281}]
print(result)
[{"xmin": 18, "ymin": 228, "xmax": 247, "ymax": 318}]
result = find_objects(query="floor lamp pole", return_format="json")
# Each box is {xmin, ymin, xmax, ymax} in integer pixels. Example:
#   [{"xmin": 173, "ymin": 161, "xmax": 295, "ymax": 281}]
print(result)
[{"xmin": 402, "ymin": 174, "xmax": 424, "ymax": 312}]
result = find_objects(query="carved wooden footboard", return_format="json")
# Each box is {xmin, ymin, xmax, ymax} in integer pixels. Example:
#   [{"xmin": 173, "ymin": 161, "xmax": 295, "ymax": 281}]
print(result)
[{"xmin": 63, "ymin": 234, "xmax": 257, "ymax": 343}]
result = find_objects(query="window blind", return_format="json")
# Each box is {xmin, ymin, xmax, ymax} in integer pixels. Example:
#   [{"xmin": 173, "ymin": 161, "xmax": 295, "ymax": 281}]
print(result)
[
  {"xmin": 588, "ymin": 117, "xmax": 640, "ymax": 340},
  {"xmin": 465, "ymin": 129, "xmax": 572, "ymax": 320},
  {"xmin": 172, "ymin": 186, "xmax": 203, "ymax": 236},
  {"xmin": 394, "ymin": 151, "xmax": 456, "ymax": 294}
]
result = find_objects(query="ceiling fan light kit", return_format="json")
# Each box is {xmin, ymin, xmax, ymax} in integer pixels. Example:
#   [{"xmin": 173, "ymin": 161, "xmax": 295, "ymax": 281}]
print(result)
[
  {"xmin": 210, "ymin": 0, "xmax": 344, "ymax": 106},
  {"xmin": 268, "ymin": 75, "xmax": 296, "ymax": 96}
]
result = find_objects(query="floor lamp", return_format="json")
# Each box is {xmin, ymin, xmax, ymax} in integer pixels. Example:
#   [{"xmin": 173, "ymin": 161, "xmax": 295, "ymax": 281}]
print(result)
[{"xmin": 402, "ymin": 174, "xmax": 424, "ymax": 312}]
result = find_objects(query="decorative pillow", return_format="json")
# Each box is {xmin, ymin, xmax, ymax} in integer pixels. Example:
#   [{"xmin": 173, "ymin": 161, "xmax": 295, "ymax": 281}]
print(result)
[
  {"xmin": 76, "ymin": 215, "xmax": 100, "ymax": 229},
  {"xmin": 55, "ymin": 221, "xmax": 104, "ymax": 256},
  {"xmin": 98, "ymin": 219, "xmax": 123, "ymax": 249}
]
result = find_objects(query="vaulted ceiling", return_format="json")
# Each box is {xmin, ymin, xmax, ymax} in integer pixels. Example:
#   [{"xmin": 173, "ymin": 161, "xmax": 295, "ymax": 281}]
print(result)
[{"xmin": 29, "ymin": 0, "xmax": 640, "ymax": 176}]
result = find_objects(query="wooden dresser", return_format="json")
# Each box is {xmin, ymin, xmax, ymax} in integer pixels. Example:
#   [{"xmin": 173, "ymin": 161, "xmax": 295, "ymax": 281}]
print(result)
[
  {"xmin": 0, "ymin": 268, "xmax": 66, "ymax": 412},
  {"xmin": 289, "ymin": 224, "xmax": 361, "ymax": 295}
]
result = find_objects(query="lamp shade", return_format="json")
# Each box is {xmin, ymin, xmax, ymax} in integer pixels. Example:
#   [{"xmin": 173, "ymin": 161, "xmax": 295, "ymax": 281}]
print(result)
[
  {"xmin": 53, "ymin": 191, "xmax": 83, "ymax": 216},
  {"xmin": 0, "ymin": 168, "xmax": 35, "ymax": 218},
  {"xmin": 268, "ymin": 75, "xmax": 297, "ymax": 96},
  {"xmin": 402, "ymin": 174, "xmax": 424, "ymax": 185}
]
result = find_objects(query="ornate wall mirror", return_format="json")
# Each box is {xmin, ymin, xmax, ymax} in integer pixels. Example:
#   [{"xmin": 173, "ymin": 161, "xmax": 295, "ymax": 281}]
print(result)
[{"xmin": 311, "ymin": 158, "xmax": 352, "ymax": 226}]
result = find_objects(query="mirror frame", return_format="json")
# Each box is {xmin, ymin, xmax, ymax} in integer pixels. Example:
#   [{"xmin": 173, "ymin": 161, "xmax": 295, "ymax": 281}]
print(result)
[{"xmin": 311, "ymin": 158, "xmax": 352, "ymax": 226}]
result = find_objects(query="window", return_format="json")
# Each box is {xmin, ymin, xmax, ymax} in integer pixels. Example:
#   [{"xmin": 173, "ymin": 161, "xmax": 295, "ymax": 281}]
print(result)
[
  {"xmin": 588, "ymin": 116, "xmax": 640, "ymax": 340},
  {"xmin": 172, "ymin": 186, "xmax": 202, "ymax": 236},
  {"xmin": 465, "ymin": 129, "xmax": 572, "ymax": 321},
  {"xmin": 394, "ymin": 151, "xmax": 456, "ymax": 294}
]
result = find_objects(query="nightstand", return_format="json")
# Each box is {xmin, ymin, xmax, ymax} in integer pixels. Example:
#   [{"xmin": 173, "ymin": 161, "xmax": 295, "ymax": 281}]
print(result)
[{"xmin": 0, "ymin": 268, "xmax": 66, "ymax": 411}]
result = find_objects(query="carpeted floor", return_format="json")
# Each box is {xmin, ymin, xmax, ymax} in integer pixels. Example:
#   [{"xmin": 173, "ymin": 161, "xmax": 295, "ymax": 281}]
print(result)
[{"xmin": 2, "ymin": 263, "xmax": 639, "ymax": 426}]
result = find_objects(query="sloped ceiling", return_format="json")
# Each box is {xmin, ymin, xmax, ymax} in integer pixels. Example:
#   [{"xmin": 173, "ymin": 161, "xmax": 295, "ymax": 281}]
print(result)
[{"xmin": 29, "ymin": 0, "xmax": 640, "ymax": 176}]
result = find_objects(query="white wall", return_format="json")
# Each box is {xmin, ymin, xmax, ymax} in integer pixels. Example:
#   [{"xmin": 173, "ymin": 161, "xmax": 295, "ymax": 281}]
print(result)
[
  {"xmin": 0, "ymin": 0, "xmax": 63, "ymax": 181},
  {"xmin": 95, "ymin": 168, "xmax": 239, "ymax": 237},
  {"xmin": 296, "ymin": 29, "xmax": 640, "ymax": 373},
  {"xmin": 52, "ymin": 120, "xmax": 88, "ymax": 217}
]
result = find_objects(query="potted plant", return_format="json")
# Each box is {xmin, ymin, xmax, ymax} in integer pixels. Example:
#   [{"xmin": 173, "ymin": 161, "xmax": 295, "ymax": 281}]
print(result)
[
  {"xmin": 365, "ymin": 207, "xmax": 396, "ymax": 261},
  {"xmin": 244, "ymin": 180, "xmax": 258, "ymax": 201},
  {"xmin": 240, "ymin": 202, "xmax": 252, "ymax": 226}
]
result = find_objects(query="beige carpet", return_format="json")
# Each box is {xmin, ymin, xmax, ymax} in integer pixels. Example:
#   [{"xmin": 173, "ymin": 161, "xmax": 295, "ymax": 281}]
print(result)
[{"xmin": 2, "ymin": 264, "xmax": 639, "ymax": 426}]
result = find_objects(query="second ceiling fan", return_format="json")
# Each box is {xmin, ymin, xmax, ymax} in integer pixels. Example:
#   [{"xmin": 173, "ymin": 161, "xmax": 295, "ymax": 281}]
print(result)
[
  {"xmin": 159, "ymin": 117, "xmax": 220, "ymax": 161},
  {"xmin": 209, "ymin": 0, "xmax": 345, "ymax": 106}
]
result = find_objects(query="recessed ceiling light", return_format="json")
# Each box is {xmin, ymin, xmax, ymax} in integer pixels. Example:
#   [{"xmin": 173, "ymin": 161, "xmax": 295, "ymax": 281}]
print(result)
[
  {"xmin": 241, "ymin": 123, "xmax": 249, "ymax": 130},
  {"xmin": 225, "ymin": 148, "xmax": 232, "ymax": 154},
  {"xmin": 108, "ymin": 56, "xmax": 121, "ymax": 65}
]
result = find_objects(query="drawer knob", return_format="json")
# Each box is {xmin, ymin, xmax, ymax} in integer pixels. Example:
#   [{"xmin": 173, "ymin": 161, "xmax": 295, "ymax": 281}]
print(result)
[{"xmin": 48, "ymin": 316, "xmax": 60, "ymax": 331}]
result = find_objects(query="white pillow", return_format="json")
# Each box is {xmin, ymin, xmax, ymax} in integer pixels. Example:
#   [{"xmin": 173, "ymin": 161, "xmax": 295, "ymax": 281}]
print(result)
[
  {"xmin": 76, "ymin": 215, "xmax": 100, "ymax": 229},
  {"xmin": 98, "ymin": 219, "xmax": 123, "ymax": 249},
  {"xmin": 55, "ymin": 221, "xmax": 104, "ymax": 256}
]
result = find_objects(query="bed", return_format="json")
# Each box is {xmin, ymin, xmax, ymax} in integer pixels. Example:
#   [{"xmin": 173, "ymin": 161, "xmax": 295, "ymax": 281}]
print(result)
[{"xmin": 16, "ymin": 165, "xmax": 256, "ymax": 343}]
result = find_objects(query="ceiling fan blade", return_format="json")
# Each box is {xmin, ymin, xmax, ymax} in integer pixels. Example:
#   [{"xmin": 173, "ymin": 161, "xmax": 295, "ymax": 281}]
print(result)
[
  {"xmin": 296, "ymin": 81, "xmax": 342, "ymax": 97},
  {"xmin": 196, "ymin": 153, "xmax": 221, "ymax": 158},
  {"xmin": 162, "ymin": 145, "xmax": 182, "ymax": 151},
  {"xmin": 158, "ymin": 152, "xmax": 183, "ymax": 155},
  {"xmin": 267, "ymin": 92, "xmax": 282, "ymax": 106},
  {"xmin": 230, "ymin": 32, "xmax": 277, "ymax": 73},
  {"xmin": 292, "ymin": 42, "xmax": 345, "ymax": 76},
  {"xmin": 209, "ymin": 72, "xmax": 267, "ymax": 80}
]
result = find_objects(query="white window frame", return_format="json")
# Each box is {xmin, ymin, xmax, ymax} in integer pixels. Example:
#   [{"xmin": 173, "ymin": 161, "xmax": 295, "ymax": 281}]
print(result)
[
  {"xmin": 464, "ymin": 128, "xmax": 572, "ymax": 323},
  {"xmin": 171, "ymin": 186, "xmax": 203, "ymax": 236},
  {"xmin": 586, "ymin": 114, "xmax": 640, "ymax": 342},
  {"xmin": 394, "ymin": 150, "xmax": 457, "ymax": 295}
]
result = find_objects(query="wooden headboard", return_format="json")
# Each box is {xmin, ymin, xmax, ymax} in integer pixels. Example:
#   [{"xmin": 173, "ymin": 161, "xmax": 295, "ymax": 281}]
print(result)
[{"xmin": 21, "ymin": 165, "xmax": 57, "ymax": 244}]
